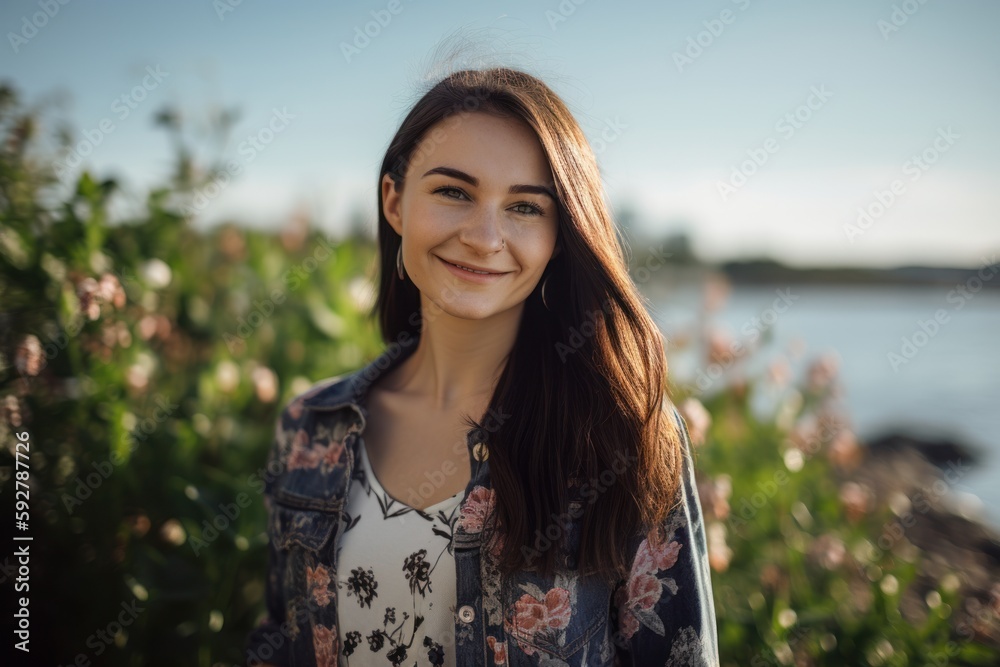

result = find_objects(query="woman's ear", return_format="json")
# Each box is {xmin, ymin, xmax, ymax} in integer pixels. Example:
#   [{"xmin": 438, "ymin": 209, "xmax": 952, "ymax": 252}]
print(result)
[{"xmin": 381, "ymin": 173, "xmax": 403, "ymax": 235}]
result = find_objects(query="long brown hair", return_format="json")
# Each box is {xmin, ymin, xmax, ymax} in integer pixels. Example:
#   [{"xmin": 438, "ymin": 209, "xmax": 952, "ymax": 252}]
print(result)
[{"xmin": 372, "ymin": 67, "xmax": 682, "ymax": 585}]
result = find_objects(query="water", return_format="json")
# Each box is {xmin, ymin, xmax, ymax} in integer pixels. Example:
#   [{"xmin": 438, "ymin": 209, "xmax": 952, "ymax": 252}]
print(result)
[{"xmin": 651, "ymin": 281, "xmax": 1000, "ymax": 529}]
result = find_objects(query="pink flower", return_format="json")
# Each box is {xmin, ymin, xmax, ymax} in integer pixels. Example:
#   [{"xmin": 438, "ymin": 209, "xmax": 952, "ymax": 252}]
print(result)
[
  {"xmin": 634, "ymin": 534, "xmax": 682, "ymax": 577},
  {"xmin": 618, "ymin": 608, "xmax": 640, "ymax": 640},
  {"xmin": 697, "ymin": 474, "xmax": 731, "ymax": 521},
  {"xmin": 706, "ymin": 329, "xmax": 735, "ymax": 368},
  {"xmin": 511, "ymin": 588, "xmax": 572, "ymax": 645},
  {"xmin": 76, "ymin": 277, "xmax": 102, "ymax": 320},
  {"xmin": 287, "ymin": 429, "xmax": 318, "ymax": 471},
  {"xmin": 807, "ymin": 352, "xmax": 839, "ymax": 393},
  {"xmin": 628, "ymin": 572, "xmax": 662, "ymax": 612},
  {"xmin": 253, "ymin": 366, "xmax": 278, "ymax": 403},
  {"xmin": 292, "ymin": 428, "xmax": 310, "ymax": 449},
  {"xmin": 808, "ymin": 533, "xmax": 846, "ymax": 571},
  {"xmin": 458, "ymin": 486, "xmax": 495, "ymax": 534},
  {"xmin": 321, "ymin": 437, "xmax": 345, "ymax": 467},
  {"xmin": 307, "ymin": 564, "xmax": 333, "ymax": 607},
  {"xmin": 706, "ymin": 522, "xmax": 732, "ymax": 573},
  {"xmin": 2, "ymin": 395, "xmax": 23, "ymax": 428},
  {"xmin": 97, "ymin": 272, "xmax": 126, "ymax": 308},
  {"xmin": 288, "ymin": 448, "xmax": 322, "ymax": 471},
  {"xmin": 678, "ymin": 397, "xmax": 711, "ymax": 447},
  {"xmin": 287, "ymin": 397, "xmax": 304, "ymax": 420},
  {"xmin": 15, "ymin": 335, "xmax": 43, "ymax": 377},
  {"xmin": 615, "ymin": 533, "xmax": 684, "ymax": 640},
  {"xmin": 766, "ymin": 356, "xmax": 792, "ymax": 388},
  {"xmin": 827, "ymin": 429, "xmax": 862, "ymax": 471},
  {"xmin": 312, "ymin": 623, "xmax": 338, "ymax": 667},
  {"xmin": 487, "ymin": 636, "xmax": 508, "ymax": 665},
  {"xmin": 286, "ymin": 429, "xmax": 347, "ymax": 472},
  {"xmin": 615, "ymin": 572, "xmax": 661, "ymax": 641},
  {"xmin": 839, "ymin": 481, "xmax": 874, "ymax": 523}
]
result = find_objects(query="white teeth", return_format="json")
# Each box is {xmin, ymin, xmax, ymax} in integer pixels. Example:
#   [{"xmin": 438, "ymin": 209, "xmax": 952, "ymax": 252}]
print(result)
[{"xmin": 452, "ymin": 262, "xmax": 491, "ymax": 274}]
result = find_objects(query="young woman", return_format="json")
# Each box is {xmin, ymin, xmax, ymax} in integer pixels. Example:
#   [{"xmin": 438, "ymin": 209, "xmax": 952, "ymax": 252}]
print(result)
[{"xmin": 247, "ymin": 67, "xmax": 719, "ymax": 666}]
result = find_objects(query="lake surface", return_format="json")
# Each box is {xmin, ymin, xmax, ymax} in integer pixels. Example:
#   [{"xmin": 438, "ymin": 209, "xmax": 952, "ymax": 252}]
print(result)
[{"xmin": 650, "ymin": 280, "xmax": 1000, "ymax": 529}]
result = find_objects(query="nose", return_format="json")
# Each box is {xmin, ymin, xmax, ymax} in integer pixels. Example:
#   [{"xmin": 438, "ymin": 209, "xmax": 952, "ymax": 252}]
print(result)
[{"xmin": 458, "ymin": 208, "xmax": 505, "ymax": 255}]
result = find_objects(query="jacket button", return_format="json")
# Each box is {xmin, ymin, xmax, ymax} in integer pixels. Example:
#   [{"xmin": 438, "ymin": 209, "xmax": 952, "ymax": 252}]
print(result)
[
  {"xmin": 458, "ymin": 604, "xmax": 476, "ymax": 624},
  {"xmin": 472, "ymin": 442, "xmax": 489, "ymax": 462}
]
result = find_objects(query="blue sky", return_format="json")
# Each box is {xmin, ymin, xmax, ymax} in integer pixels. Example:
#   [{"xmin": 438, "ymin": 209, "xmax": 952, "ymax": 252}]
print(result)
[{"xmin": 3, "ymin": 0, "xmax": 998, "ymax": 268}]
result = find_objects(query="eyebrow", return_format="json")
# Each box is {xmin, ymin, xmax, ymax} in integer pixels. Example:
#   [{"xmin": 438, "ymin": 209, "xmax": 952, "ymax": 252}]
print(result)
[{"xmin": 421, "ymin": 166, "xmax": 557, "ymax": 202}]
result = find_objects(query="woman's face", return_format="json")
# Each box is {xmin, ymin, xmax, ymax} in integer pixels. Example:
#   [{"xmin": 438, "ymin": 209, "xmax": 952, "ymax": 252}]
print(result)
[{"xmin": 382, "ymin": 111, "xmax": 561, "ymax": 321}]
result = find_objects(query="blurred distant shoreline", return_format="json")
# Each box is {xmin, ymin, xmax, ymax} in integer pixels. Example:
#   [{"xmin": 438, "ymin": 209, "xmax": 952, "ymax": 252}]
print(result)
[
  {"xmin": 623, "ymin": 231, "xmax": 1000, "ymax": 287},
  {"xmin": 719, "ymin": 258, "xmax": 1000, "ymax": 288}
]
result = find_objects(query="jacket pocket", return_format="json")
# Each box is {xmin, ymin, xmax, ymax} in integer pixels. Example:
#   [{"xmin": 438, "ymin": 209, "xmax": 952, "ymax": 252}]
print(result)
[
  {"xmin": 503, "ymin": 570, "xmax": 609, "ymax": 664},
  {"xmin": 269, "ymin": 499, "xmax": 340, "ymax": 555}
]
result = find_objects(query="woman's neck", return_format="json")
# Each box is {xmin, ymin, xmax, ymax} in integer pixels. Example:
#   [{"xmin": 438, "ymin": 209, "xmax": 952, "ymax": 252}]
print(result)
[{"xmin": 387, "ymin": 300, "xmax": 522, "ymax": 411}]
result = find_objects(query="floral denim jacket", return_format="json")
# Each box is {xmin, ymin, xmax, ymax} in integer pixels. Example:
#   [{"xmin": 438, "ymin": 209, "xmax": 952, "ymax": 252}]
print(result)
[{"xmin": 245, "ymin": 337, "xmax": 720, "ymax": 666}]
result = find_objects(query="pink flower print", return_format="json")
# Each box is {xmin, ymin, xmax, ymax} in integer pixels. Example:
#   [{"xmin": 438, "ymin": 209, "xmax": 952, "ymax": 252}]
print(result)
[
  {"xmin": 307, "ymin": 564, "xmax": 333, "ymax": 607},
  {"xmin": 614, "ymin": 586, "xmax": 640, "ymax": 640},
  {"xmin": 634, "ymin": 535, "xmax": 682, "ymax": 577},
  {"xmin": 320, "ymin": 436, "xmax": 345, "ymax": 467},
  {"xmin": 458, "ymin": 486, "xmax": 495, "ymax": 534},
  {"xmin": 287, "ymin": 429, "xmax": 318, "ymax": 471},
  {"xmin": 615, "ymin": 535, "xmax": 683, "ymax": 640},
  {"xmin": 487, "ymin": 636, "xmax": 508, "ymax": 665},
  {"xmin": 292, "ymin": 428, "xmax": 311, "ymax": 449},
  {"xmin": 486, "ymin": 529, "xmax": 507, "ymax": 561},
  {"xmin": 312, "ymin": 623, "xmax": 338, "ymax": 667},
  {"xmin": 615, "ymin": 572, "xmax": 663, "ymax": 641},
  {"xmin": 513, "ymin": 587, "xmax": 572, "ymax": 641},
  {"xmin": 288, "ymin": 446, "xmax": 323, "ymax": 471},
  {"xmin": 287, "ymin": 397, "xmax": 304, "ymax": 420},
  {"xmin": 629, "ymin": 571, "xmax": 661, "ymax": 610},
  {"xmin": 286, "ymin": 429, "xmax": 347, "ymax": 471}
]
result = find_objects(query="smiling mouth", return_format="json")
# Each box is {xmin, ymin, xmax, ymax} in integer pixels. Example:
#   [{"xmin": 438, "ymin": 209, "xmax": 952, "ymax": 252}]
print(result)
[{"xmin": 439, "ymin": 257, "xmax": 510, "ymax": 275}]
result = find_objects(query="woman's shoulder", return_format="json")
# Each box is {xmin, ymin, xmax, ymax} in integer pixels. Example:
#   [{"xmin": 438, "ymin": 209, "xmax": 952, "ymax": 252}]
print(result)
[
  {"xmin": 611, "ymin": 396, "xmax": 720, "ymax": 663},
  {"xmin": 264, "ymin": 371, "xmax": 360, "ymax": 456},
  {"xmin": 279, "ymin": 370, "xmax": 360, "ymax": 422}
]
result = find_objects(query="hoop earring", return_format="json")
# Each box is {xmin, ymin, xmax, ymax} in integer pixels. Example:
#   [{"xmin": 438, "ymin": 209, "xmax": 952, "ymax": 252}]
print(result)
[
  {"xmin": 396, "ymin": 246, "xmax": 405, "ymax": 280},
  {"xmin": 540, "ymin": 275, "xmax": 550, "ymax": 311}
]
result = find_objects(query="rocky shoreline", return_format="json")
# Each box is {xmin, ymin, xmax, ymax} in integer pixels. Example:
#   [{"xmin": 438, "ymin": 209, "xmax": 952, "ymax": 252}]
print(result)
[{"xmin": 848, "ymin": 433, "xmax": 1000, "ymax": 649}]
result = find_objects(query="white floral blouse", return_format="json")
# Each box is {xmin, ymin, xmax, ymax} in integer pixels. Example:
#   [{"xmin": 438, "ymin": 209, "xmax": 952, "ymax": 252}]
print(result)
[{"xmin": 334, "ymin": 435, "xmax": 466, "ymax": 665}]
